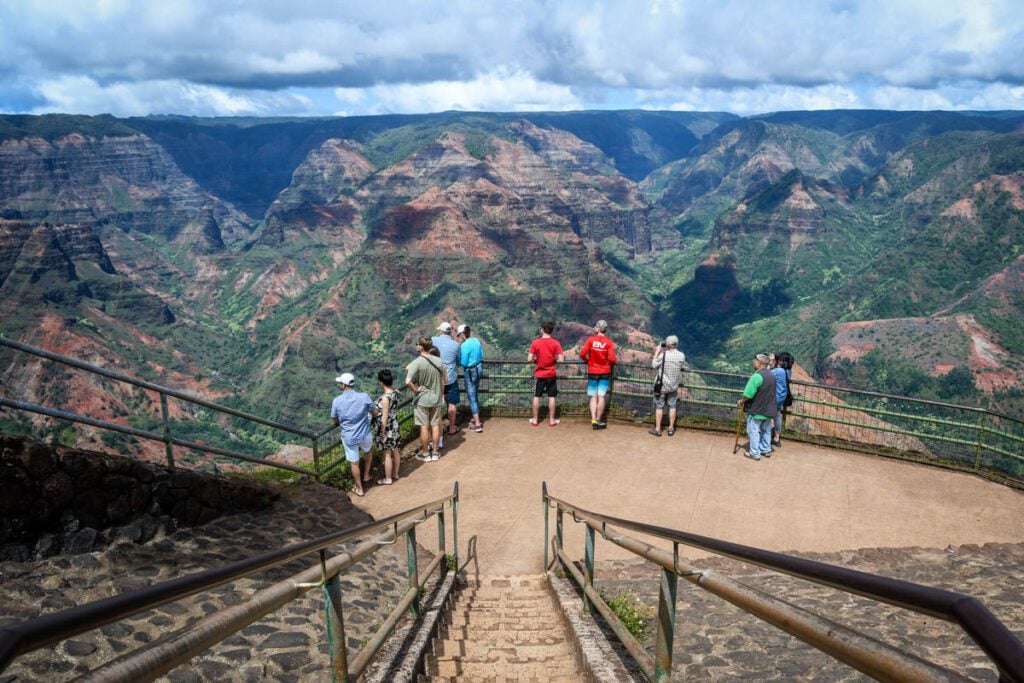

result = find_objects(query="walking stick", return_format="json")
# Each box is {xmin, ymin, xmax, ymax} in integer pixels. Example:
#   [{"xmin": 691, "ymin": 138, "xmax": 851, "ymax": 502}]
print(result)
[{"xmin": 732, "ymin": 404, "xmax": 745, "ymax": 453}]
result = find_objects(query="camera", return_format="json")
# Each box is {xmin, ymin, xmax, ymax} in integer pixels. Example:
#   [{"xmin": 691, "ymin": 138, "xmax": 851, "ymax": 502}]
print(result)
[{"xmin": 659, "ymin": 342, "xmax": 665, "ymax": 348}]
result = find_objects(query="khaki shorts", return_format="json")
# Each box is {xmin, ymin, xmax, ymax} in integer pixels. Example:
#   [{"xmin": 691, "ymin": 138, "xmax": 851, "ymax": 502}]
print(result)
[{"xmin": 414, "ymin": 403, "xmax": 443, "ymax": 426}]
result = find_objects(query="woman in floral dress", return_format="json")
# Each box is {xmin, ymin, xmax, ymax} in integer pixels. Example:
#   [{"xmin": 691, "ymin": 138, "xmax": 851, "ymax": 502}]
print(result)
[{"xmin": 372, "ymin": 368, "xmax": 402, "ymax": 484}]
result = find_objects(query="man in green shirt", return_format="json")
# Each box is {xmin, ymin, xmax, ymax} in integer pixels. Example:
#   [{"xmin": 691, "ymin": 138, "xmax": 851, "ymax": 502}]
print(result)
[
  {"xmin": 736, "ymin": 353, "xmax": 777, "ymax": 461},
  {"xmin": 406, "ymin": 336, "xmax": 446, "ymax": 461}
]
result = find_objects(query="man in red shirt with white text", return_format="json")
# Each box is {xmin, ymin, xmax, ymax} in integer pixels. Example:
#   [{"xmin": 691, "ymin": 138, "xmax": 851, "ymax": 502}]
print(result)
[{"xmin": 580, "ymin": 319, "xmax": 616, "ymax": 429}]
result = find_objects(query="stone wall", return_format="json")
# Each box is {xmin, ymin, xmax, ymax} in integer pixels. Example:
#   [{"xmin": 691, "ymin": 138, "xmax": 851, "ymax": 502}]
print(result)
[{"xmin": 0, "ymin": 435, "xmax": 277, "ymax": 561}]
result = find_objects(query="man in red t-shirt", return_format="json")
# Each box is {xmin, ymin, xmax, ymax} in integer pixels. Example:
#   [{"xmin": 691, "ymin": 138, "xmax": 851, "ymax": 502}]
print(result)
[
  {"xmin": 528, "ymin": 321, "xmax": 565, "ymax": 426},
  {"xmin": 580, "ymin": 319, "xmax": 616, "ymax": 429}
]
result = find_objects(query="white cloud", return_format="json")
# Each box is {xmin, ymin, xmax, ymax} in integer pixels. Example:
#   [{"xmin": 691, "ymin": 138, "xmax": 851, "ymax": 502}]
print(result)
[
  {"xmin": 336, "ymin": 69, "xmax": 583, "ymax": 115},
  {"xmin": 31, "ymin": 75, "xmax": 316, "ymax": 117},
  {"xmin": 1, "ymin": 1, "xmax": 1022, "ymax": 116}
]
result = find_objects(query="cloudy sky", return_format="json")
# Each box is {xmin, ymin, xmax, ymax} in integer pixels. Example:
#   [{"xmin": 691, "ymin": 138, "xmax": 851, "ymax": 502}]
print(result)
[{"xmin": 1, "ymin": 0, "xmax": 1022, "ymax": 118}]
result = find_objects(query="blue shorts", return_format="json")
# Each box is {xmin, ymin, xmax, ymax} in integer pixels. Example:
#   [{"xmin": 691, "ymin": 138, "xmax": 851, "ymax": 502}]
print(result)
[
  {"xmin": 342, "ymin": 435, "xmax": 373, "ymax": 463},
  {"xmin": 445, "ymin": 382, "xmax": 460, "ymax": 405},
  {"xmin": 587, "ymin": 375, "xmax": 611, "ymax": 397}
]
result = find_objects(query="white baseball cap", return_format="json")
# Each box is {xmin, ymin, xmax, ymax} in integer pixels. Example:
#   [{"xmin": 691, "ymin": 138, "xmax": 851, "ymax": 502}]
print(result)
[
  {"xmin": 335, "ymin": 372, "xmax": 356, "ymax": 386},
  {"xmin": 457, "ymin": 324, "xmax": 467, "ymax": 335},
  {"xmin": 438, "ymin": 322, "xmax": 452, "ymax": 333}
]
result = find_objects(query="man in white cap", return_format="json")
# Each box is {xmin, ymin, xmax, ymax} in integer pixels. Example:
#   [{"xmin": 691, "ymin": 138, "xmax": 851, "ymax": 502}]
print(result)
[
  {"xmin": 431, "ymin": 321, "xmax": 462, "ymax": 437},
  {"xmin": 330, "ymin": 372, "xmax": 379, "ymax": 496}
]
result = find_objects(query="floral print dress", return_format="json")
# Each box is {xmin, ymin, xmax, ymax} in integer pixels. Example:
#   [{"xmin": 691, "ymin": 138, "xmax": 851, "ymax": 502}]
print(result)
[{"xmin": 373, "ymin": 390, "xmax": 401, "ymax": 450}]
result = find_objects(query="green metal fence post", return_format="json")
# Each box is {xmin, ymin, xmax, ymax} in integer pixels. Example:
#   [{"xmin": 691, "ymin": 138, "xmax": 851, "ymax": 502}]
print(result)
[
  {"xmin": 312, "ymin": 433, "xmax": 321, "ymax": 478},
  {"xmin": 452, "ymin": 482, "xmax": 460, "ymax": 570},
  {"xmin": 542, "ymin": 482, "xmax": 549, "ymax": 571},
  {"xmin": 438, "ymin": 509, "xmax": 447, "ymax": 574},
  {"xmin": 654, "ymin": 567, "xmax": 678, "ymax": 681},
  {"xmin": 556, "ymin": 508, "xmax": 564, "ymax": 553},
  {"xmin": 974, "ymin": 411, "xmax": 986, "ymax": 473},
  {"xmin": 321, "ymin": 549, "xmax": 349, "ymax": 682},
  {"xmin": 159, "ymin": 392, "xmax": 174, "ymax": 469},
  {"xmin": 407, "ymin": 526, "xmax": 421, "ymax": 616},
  {"xmin": 584, "ymin": 524, "xmax": 596, "ymax": 614}
]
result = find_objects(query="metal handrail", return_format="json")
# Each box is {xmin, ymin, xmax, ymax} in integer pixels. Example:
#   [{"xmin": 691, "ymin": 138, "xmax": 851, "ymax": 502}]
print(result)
[
  {"xmin": 0, "ymin": 335, "xmax": 311, "ymax": 437},
  {"xmin": 0, "ymin": 483, "xmax": 460, "ymax": 681},
  {"xmin": 542, "ymin": 483, "xmax": 1024, "ymax": 682}
]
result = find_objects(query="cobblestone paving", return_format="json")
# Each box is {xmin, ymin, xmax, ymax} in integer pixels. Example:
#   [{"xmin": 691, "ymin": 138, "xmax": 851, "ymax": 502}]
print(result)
[
  {"xmin": 0, "ymin": 479, "xmax": 431, "ymax": 682},
  {"xmin": 592, "ymin": 543, "xmax": 1024, "ymax": 682}
]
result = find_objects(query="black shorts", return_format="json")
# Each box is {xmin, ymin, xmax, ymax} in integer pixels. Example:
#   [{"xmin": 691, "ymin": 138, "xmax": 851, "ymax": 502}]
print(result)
[{"xmin": 534, "ymin": 377, "xmax": 558, "ymax": 398}]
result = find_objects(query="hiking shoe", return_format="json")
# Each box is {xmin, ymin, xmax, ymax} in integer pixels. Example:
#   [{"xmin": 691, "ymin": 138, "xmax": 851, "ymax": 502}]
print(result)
[
  {"xmin": 414, "ymin": 452, "xmax": 430, "ymax": 462},
  {"xmin": 648, "ymin": 428, "xmax": 662, "ymax": 437},
  {"xmin": 743, "ymin": 450, "xmax": 761, "ymax": 461}
]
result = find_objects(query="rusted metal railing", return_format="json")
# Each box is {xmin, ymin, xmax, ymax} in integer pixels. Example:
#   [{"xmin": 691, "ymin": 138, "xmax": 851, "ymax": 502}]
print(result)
[
  {"xmin": 543, "ymin": 482, "xmax": 1024, "ymax": 682},
  {"xmin": 0, "ymin": 483, "xmax": 459, "ymax": 681}
]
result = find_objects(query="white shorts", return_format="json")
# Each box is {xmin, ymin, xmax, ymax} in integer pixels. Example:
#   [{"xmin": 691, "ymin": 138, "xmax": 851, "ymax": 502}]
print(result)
[{"xmin": 343, "ymin": 435, "xmax": 373, "ymax": 463}]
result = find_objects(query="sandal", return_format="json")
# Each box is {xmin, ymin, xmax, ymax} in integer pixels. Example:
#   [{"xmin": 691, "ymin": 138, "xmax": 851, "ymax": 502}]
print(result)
[
  {"xmin": 353, "ymin": 489, "xmax": 365, "ymax": 497},
  {"xmin": 377, "ymin": 478, "xmax": 393, "ymax": 486},
  {"xmin": 667, "ymin": 428, "xmax": 675, "ymax": 436},
  {"xmin": 648, "ymin": 428, "xmax": 662, "ymax": 437}
]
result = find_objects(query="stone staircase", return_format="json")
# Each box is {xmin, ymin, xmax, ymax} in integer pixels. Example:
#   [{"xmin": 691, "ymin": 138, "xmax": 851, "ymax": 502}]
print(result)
[{"xmin": 421, "ymin": 575, "xmax": 584, "ymax": 682}]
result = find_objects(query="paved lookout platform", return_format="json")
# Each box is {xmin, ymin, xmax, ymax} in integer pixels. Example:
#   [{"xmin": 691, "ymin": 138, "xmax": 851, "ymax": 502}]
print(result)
[{"xmin": 357, "ymin": 418, "xmax": 1024, "ymax": 575}]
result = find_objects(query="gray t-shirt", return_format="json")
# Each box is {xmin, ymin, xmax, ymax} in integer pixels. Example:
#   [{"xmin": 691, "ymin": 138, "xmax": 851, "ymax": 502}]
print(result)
[
  {"xmin": 406, "ymin": 355, "xmax": 446, "ymax": 407},
  {"xmin": 652, "ymin": 348, "xmax": 687, "ymax": 392}
]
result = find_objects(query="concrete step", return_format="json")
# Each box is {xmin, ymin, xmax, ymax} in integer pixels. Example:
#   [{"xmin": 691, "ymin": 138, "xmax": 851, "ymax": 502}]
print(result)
[
  {"xmin": 428, "ymin": 655, "xmax": 581, "ymax": 679},
  {"xmin": 439, "ymin": 626, "xmax": 569, "ymax": 645},
  {"xmin": 434, "ymin": 638, "xmax": 575, "ymax": 660}
]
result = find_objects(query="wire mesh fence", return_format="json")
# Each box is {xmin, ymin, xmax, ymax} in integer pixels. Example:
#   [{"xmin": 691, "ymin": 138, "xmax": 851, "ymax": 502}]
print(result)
[{"xmin": 472, "ymin": 359, "xmax": 1024, "ymax": 489}]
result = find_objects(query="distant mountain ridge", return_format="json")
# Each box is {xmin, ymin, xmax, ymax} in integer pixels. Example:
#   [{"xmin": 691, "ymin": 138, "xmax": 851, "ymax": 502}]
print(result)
[{"xmin": 1, "ymin": 108, "xmax": 1023, "ymax": 456}]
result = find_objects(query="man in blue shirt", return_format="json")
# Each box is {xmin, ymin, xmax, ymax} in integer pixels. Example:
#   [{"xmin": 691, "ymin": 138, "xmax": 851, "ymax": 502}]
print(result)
[
  {"xmin": 458, "ymin": 323, "xmax": 484, "ymax": 432},
  {"xmin": 330, "ymin": 372, "xmax": 379, "ymax": 497},
  {"xmin": 432, "ymin": 322, "xmax": 462, "ymax": 437}
]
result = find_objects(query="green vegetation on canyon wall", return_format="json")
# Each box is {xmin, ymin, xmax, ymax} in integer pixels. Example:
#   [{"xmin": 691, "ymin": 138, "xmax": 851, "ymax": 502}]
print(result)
[{"xmin": 2, "ymin": 108, "xmax": 1023, "ymax": 455}]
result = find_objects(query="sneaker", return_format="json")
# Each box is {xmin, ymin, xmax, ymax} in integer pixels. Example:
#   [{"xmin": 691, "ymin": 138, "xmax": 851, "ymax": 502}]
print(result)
[
  {"xmin": 648, "ymin": 428, "xmax": 662, "ymax": 437},
  {"xmin": 549, "ymin": 419, "xmax": 560, "ymax": 427},
  {"xmin": 470, "ymin": 423, "xmax": 484, "ymax": 432},
  {"xmin": 595, "ymin": 421, "xmax": 607, "ymax": 429},
  {"xmin": 429, "ymin": 451, "xmax": 440, "ymax": 461},
  {"xmin": 415, "ymin": 452, "xmax": 430, "ymax": 462},
  {"xmin": 529, "ymin": 418, "xmax": 539, "ymax": 426},
  {"xmin": 743, "ymin": 450, "xmax": 761, "ymax": 461},
  {"xmin": 763, "ymin": 449, "xmax": 772, "ymax": 457},
  {"xmin": 437, "ymin": 436, "xmax": 444, "ymax": 450}
]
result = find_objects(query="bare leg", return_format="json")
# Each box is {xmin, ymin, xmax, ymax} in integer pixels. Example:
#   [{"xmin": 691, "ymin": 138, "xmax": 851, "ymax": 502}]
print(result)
[
  {"xmin": 668, "ymin": 406, "xmax": 677, "ymax": 432},
  {"xmin": 589, "ymin": 394, "xmax": 599, "ymax": 421},
  {"xmin": 350, "ymin": 461, "xmax": 364, "ymax": 495},
  {"xmin": 362, "ymin": 451, "xmax": 373, "ymax": 481},
  {"xmin": 532, "ymin": 396, "xmax": 541, "ymax": 423},
  {"xmin": 448, "ymin": 403, "xmax": 458, "ymax": 433},
  {"xmin": 388, "ymin": 449, "xmax": 400, "ymax": 480},
  {"xmin": 419, "ymin": 425, "xmax": 430, "ymax": 454},
  {"xmin": 654, "ymin": 407, "xmax": 664, "ymax": 432},
  {"xmin": 431, "ymin": 423, "xmax": 442, "ymax": 454},
  {"xmin": 596, "ymin": 394, "xmax": 607, "ymax": 422},
  {"xmin": 548, "ymin": 397, "xmax": 556, "ymax": 422}
]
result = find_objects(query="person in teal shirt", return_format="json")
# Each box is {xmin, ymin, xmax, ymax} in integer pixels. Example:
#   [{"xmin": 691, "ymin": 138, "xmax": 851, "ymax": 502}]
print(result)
[{"xmin": 458, "ymin": 324, "xmax": 484, "ymax": 432}]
